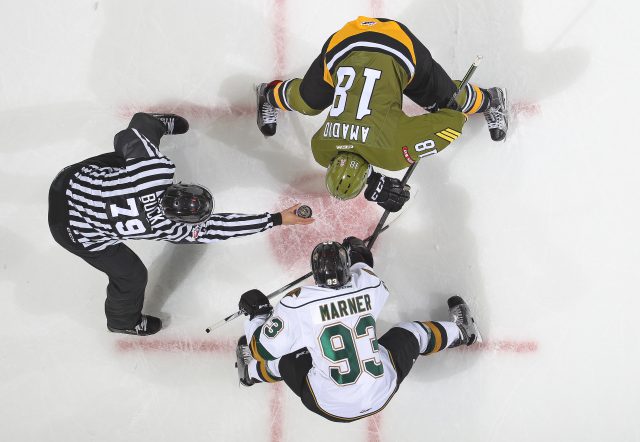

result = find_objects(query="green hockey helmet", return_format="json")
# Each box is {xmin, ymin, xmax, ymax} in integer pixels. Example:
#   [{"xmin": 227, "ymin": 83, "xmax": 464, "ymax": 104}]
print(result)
[{"xmin": 325, "ymin": 152, "xmax": 370, "ymax": 200}]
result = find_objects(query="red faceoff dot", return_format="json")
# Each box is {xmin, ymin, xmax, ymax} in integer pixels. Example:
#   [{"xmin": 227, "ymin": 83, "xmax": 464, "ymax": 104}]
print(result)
[{"xmin": 269, "ymin": 172, "xmax": 381, "ymax": 273}]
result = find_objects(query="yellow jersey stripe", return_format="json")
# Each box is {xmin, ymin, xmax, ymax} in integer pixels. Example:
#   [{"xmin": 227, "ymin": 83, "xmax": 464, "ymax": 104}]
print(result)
[
  {"xmin": 327, "ymin": 17, "xmax": 416, "ymax": 64},
  {"xmin": 444, "ymin": 128, "xmax": 461, "ymax": 137},
  {"xmin": 436, "ymin": 132, "xmax": 456, "ymax": 143}
]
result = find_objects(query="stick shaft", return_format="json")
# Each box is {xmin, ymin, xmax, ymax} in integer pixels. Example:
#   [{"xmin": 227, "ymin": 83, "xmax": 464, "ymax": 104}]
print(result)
[
  {"xmin": 447, "ymin": 55, "xmax": 483, "ymax": 108},
  {"xmin": 205, "ymin": 225, "xmax": 389, "ymax": 333},
  {"xmin": 366, "ymin": 56, "xmax": 483, "ymax": 250},
  {"xmin": 206, "ymin": 57, "xmax": 482, "ymax": 333}
]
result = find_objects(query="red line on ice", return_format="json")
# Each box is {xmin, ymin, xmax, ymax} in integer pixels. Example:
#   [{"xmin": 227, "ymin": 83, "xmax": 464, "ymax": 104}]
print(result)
[
  {"xmin": 117, "ymin": 103, "xmax": 253, "ymax": 120},
  {"xmin": 272, "ymin": 0, "xmax": 287, "ymax": 78},
  {"xmin": 370, "ymin": 0, "xmax": 385, "ymax": 16},
  {"xmin": 118, "ymin": 100, "xmax": 539, "ymax": 121},
  {"xmin": 115, "ymin": 337, "xmax": 236, "ymax": 353},
  {"xmin": 511, "ymin": 101, "xmax": 541, "ymax": 118},
  {"xmin": 367, "ymin": 414, "xmax": 383, "ymax": 442},
  {"xmin": 270, "ymin": 2, "xmax": 287, "ymax": 440},
  {"xmin": 459, "ymin": 340, "xmax": 539, "ymax": 353},
  {"xmin": 115, "ymin": 338, "xmax": 537, "ymax": 354},
  {"xmin": 270, "ymin": 383, "xmax": 284, "ymax": 442}
]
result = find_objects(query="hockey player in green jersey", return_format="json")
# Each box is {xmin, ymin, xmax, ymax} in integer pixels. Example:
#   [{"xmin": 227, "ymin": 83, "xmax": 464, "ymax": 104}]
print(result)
[{"xmin": 256, "ymin": 16, "xmax": 508, "ymax": 212}]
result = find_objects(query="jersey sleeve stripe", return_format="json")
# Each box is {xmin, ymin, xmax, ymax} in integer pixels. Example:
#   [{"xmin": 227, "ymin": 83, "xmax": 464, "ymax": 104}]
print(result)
[
  {"xmin": 326, "ymin": 17, "xmax": 416, "ymax": 62},
  {"xmin": 326, "ymin": 41, "xmax": 415, "ymax": 78},
  {"xmin": 250, "ymin": 328, "xmax": 277, "ymax": 362},
  {"xmin": 72, "ymin": 167, "xmax": 174, "ymax": 188},
  {"xmin": 67, "ymin": 202, "xmax": 108, "ymax": 219},
  {"xmin": 211, "ymin": 213, "xmax": 273, "ymax": 222},
  {"xmin": 94, "ymin": 178, "xmax": 173, "ymax": 197},
  {"xmin": 124, "ymin": 156, "xmax": 174, "ymax": 172},
  {"xmin": 65, "ymin": 190, "xmax": 106, "ymax": 208},
  {"xmin": 68, "ymin": 211, "xmax": 111, "ymax": 229}
]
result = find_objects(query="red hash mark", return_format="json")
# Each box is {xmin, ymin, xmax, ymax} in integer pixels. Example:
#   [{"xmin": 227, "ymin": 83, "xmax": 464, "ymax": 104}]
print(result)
[
  {"xmin": 458, "ymin": 340, "xmax": 539, "ymax": 353},
  {"xmin": 116, "ymin": 338, "xmax": 538, "ymax": 354},
  {"xmin": 270, "ymin": 382, "xmax": 285, "ymax": 442},
  {"xmin": 270, "ymin": 172, "xmax": 381, "ymax": 274},
  {"xmin": 116, "ymin": 336, "xmax": 285, "ymax": 440},
  {"xmin": 511, "ymin": 101, "xmax": 541, "ymax": 118},
  {"xmin": 115, "ymin": 337, "xmax": 236, "ymax": 353},
  {"xmin": 118, "ymin": 103, "xmax": 253, "ymax": 121},
  {"xmin": 114, "ymin": 4, "xmax": 542, "ymax": 441},
  {"xmin": 367, "ymin": 413, "xmax": 383, "ymax": 442}
]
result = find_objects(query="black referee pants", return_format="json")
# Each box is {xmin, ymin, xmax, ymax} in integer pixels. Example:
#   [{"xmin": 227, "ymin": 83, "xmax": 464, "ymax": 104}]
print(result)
[
  {"xmin": 47, "ymin": 112, "xmax": 165, "ymax": 331},
  {"xmin": 48, "ymin": 160, "xmax": 148, "ymax": 331}
]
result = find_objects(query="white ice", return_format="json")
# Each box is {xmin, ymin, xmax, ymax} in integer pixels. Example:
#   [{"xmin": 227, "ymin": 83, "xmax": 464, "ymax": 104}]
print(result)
[{"xmin": 1, "ymin": 0, "xmax": 639, "ymax": 441}]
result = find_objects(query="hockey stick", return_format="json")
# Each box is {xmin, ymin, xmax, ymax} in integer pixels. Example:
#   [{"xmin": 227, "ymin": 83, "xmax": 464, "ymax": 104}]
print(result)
[
  {"xmin": 205, "ymin": 224, "xmax": 390, "ymax": 333},
  {"xmin": 366, "ymin": 56, "xmax": 483, "ymax": 249}
]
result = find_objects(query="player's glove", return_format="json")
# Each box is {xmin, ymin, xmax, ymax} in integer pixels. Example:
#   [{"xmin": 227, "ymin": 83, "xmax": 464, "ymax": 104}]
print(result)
[
  {"xmin": 363, "ymin": 171, "xmax": 410, "ymax": 212},
  {"xmin": 424, "ymin": 100, "xmax": 461, "ymax": 113},
  {"xmin": 239, "ymin": 289, "xmax": 273, "ymax": 320},
  {"xmin": 342, "ymin": 236, "xmax": 374, "ymax": 268}
]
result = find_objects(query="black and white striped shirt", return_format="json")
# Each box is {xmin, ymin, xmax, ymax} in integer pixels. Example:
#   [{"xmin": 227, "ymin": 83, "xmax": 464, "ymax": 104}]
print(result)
[{"xmin": 63, "ymin": 129, "xmax": 279, "ymax": 252}]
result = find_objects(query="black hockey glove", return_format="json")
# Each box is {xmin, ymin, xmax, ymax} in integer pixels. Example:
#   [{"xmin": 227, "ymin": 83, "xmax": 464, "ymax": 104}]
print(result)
[
  {"xmin": 342, "ymin": 236, "xmax": 374, "ymax": 268},
  {"xmin": 425, "ymin": 97, "xmax": 461, "ymax": 113},
  {"xmin": 363, "ymin": 171, "xmax": 410, "ymax": 212},
  {"xmin": 239, "ymin": 289, "xmax": 273, "ymax": 320}
]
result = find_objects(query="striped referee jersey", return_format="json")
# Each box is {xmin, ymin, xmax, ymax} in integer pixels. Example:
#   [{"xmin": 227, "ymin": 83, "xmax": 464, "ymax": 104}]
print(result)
[{"xmin": 61, "ymin": 128, "xmax": 280, "ymax": 252}]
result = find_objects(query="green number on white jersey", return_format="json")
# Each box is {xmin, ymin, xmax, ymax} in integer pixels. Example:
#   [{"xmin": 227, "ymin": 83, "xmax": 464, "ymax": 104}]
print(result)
[{"xmin": 318, "ymin": 314, "xmax": 384, "ymax": 386}]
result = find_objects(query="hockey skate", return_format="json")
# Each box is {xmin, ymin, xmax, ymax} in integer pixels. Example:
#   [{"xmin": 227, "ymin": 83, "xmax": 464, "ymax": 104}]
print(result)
[
  {"xmin": 256, "ymin": 83, "xmax": 278, "ymax": 136},
  {"xmin": 107, "ymin": 314, "xmax": 162, "ymax": 336},
  {"xmin": 447, "ymin": 296, "xmax": 482, "ymax": 346},
  {"xmin": 483, "ymin": 87, "xmax": 509, "ymax": 142},
  {"xmin": 235, "ymin": 336, "xmax": 256, "ymax": 387},
  {"xmin": 150, "ymin": 113, "xmax": 189, "ymax": 135}
]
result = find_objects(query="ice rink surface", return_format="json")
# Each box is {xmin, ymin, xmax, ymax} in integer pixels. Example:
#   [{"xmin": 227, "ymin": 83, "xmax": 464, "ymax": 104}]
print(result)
[{"xmin": 1, "ymin": 0, "xmax": 639, "ymax": 441}]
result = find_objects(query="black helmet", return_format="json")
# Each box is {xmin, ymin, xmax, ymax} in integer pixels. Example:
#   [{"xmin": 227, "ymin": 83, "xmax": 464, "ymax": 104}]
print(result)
[
  {"xmin": 161, "ymin": 183, "xmax": 214, "ymax": 224},
  {"xmin": 311, "ymin": 241, "xmax": 351, "ymax": 288}
]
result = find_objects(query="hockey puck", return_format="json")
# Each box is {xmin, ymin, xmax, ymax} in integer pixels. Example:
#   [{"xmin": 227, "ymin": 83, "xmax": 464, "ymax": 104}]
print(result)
[{"xmin": 295, "ymin": 205, "xmax": 312, "ymax": 218}]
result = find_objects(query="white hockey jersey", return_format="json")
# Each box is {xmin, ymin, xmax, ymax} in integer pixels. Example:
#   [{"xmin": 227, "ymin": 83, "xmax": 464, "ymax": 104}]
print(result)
[{"xmin": 244, "ymin": 262, "xmax": 398, "ymax": 420}]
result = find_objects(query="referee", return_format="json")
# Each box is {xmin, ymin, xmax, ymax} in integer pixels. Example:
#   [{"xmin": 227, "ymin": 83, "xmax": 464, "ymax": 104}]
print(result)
[{"xmin": 48, "ymin": 112, "xmax": 313, "ymax": 336}]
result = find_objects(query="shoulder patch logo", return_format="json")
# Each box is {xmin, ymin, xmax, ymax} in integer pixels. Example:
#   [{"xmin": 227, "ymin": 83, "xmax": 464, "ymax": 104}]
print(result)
[
  {"xmin": 285, "ymin": 287, "xmax": 302, "ymax": 298},
  {"xmin": 362, "ymin": 268, "xmax": 378, "ymax": 277}
]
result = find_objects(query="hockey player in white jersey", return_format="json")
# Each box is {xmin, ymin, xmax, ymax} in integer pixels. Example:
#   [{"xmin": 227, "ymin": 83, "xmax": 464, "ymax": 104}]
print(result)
[{"xmin": 235, "ymin": 237, "xmax": 482, "ymax": 422}]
